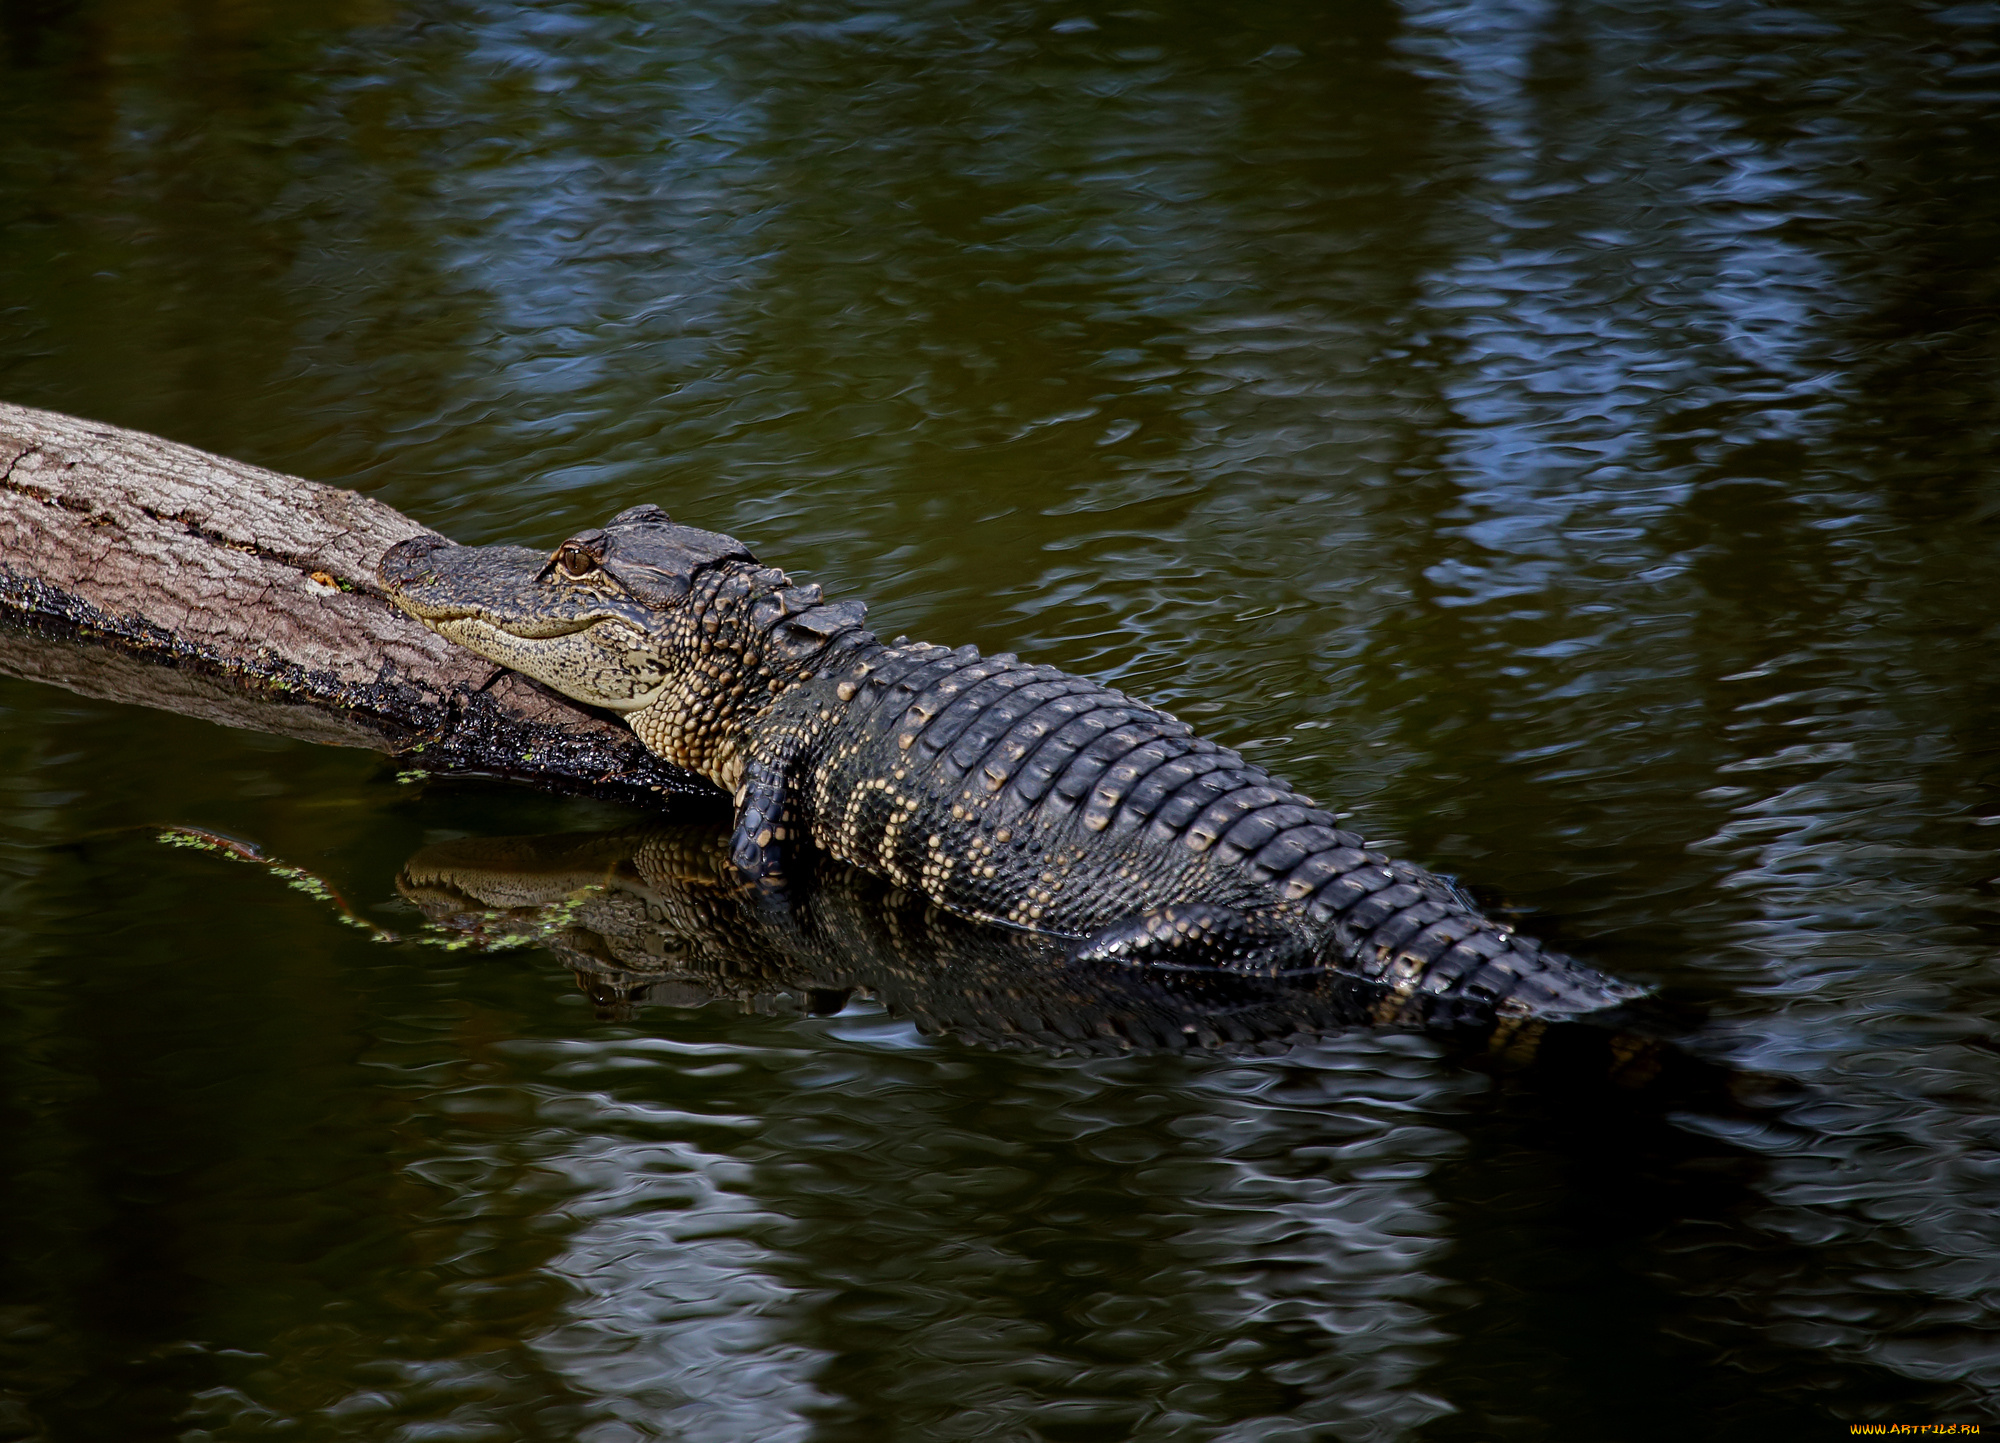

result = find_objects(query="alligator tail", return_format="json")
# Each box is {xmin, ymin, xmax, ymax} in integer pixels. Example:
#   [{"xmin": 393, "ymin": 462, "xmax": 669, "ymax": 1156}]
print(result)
[{"xmin": 1299, "ymin": 851, "xmax": 1644, "ymax": 1024}]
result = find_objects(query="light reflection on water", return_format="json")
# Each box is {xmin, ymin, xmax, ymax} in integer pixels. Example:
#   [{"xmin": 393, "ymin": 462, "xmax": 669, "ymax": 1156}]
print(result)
[
  {"xmin": 334, "ymin": 1017, "xmax": 1478, "ymax": 1443},
  {"xmin": 0, "ymin": 0, "xmax": 1996, "ymax": 1436}
]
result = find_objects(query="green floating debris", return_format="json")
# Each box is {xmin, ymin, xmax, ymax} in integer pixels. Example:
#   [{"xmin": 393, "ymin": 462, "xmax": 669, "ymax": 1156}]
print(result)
[
  {"xmin": 153, "ymin": 825, "xmax": 399, "ymax": 943},
  {"xmin": 153, "ymin": 827, "xmax": 609, "ymax": 954}
]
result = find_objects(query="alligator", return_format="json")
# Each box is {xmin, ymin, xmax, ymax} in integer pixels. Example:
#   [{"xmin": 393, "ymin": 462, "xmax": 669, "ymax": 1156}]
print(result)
[{"xmin": 380, "ymin": 505, "xmax": 1643, "ymax": 1027}]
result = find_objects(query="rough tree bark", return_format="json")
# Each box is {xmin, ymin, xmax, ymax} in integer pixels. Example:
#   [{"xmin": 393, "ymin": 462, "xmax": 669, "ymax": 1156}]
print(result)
[{"xmin": 0, "ymin": 401, "xmax": 715, "ymax": 806}]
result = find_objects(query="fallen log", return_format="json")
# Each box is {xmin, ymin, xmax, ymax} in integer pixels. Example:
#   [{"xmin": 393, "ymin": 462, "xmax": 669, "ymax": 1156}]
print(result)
[{"xmin": 0, "ymin": 401, "xmax": 715, "ymax": 805}]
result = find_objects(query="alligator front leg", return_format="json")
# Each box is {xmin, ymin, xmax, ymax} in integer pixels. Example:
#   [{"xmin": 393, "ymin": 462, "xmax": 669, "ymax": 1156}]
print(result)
[{"xmin": 729, "ymin": 751, "xmax": 798, "ymax": 885}]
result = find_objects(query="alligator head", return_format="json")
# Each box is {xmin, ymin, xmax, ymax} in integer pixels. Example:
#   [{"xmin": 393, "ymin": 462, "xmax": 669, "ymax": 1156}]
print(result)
[
  {"xmin": 380, "ymin": 505, "xmax": 867, "ymax": 781},
  {"xmin": 380, "ymin": 504, "xmax": 753, "ymax": 712}
]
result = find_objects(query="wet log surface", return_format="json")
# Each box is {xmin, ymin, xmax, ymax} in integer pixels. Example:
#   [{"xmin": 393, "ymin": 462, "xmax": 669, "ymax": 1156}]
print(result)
[{"xmin": 0, "ymin": 402, "xmax": 716, "ymax": 806}]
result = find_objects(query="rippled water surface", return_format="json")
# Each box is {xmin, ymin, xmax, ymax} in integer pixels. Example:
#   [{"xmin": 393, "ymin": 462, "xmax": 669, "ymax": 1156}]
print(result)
[{"xmin": 3, "ymin": 0, "xmax": 1998, "ymax": 1438}]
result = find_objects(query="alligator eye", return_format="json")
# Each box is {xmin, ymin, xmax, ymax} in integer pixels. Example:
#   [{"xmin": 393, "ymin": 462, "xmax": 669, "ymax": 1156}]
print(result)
[{"xmin": 555, "ymin": 543, "xmax": 597, "ymax": 578}]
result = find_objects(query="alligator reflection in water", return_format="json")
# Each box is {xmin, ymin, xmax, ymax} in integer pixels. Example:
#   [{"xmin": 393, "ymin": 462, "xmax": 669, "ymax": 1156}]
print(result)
[{"xmin": 396, "ymin": 825, "xmax": 1735, "ymax": 1101}]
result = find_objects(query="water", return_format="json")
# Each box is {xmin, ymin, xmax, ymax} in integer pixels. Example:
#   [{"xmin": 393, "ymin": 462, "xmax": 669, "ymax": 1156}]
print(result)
[{"xmin": 1, "ymin": 0, "xmax": 1997, "ymax": 1437}]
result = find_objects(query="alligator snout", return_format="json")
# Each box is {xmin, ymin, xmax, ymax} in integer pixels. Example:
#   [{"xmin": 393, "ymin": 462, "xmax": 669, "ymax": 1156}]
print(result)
[{"xmin": 379, "ymin": 534, "xmax": 458, "ymax": 588}]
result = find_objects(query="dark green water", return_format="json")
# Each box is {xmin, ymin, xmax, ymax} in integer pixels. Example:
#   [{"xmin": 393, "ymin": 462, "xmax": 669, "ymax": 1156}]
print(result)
[{"xmin": 3, "ymin": 0, "xmax": 1998, "ymax": 1437}]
